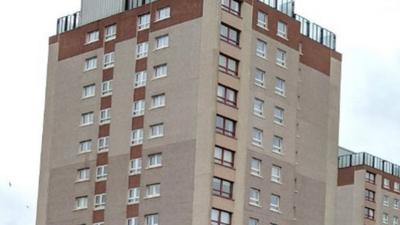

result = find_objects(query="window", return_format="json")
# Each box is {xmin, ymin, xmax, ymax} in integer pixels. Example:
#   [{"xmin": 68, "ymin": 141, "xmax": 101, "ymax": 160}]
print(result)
[
  {"xmin": 138, "ymin": 13, "xmax": 150, "ymax": 30},
  {"xmin": 76, "ymin": 168, "xmax": 90, "ymax": 182},
  {"xmin": 146, "ymin": 183, "xmax": 161, "ymax": 198},
  {"xmin": 364, "ymin": 207, "xmax": 374, "ymax": 220},
  {"xmin": 217, "ymin": 84, "xmax": 237, "ymax": 107},
  {"xmin": 383, "ymin": 195, "xmax": 390, "ymax": 207},
  {"xmin": 103, "ymin": 52, "xmax": 115, "ymax": 69},
  {"xmin": 255, "ymin": 69, "xmax": 265, "ymax": 87},
  {"xmin": 148, "ymin": 153, "xmax": 162, "ymax": 168},
  {"xmin": 271, "ymin": 165, "xmax": 282, "ymax": 183},
  {"xmin": 395, "ymin": 182, "xmax": 400, "ymax": 192},
  {"xmin": 128, "ymin": 218, "xmax": 139, "ymax": 225},
  {"xmin": 256, "ymin": 39, "xmax": 267, "ymax": 58},
  {"xmin": 94, "ymin": 222, "xmax": 104, "ymax": 225},
  {"xmin": 270, "ymin": 194, "xmax": 280, "ymax": 212},
  {"xmin": 274, "ymin": 106, "xmax": 284, "ymax": 124},
  {"xmin": 252, "ymin": 128, "xmax": 263, "ymax": 147},
  {"xmin": 214, "ymin": 146, "xmax": 234, "ymax": 168},
  {"xmin": 104, "ymin": 24, "xmax": 117, "ymax": 41},
  {"xmin": 155, "ymin": 35, "xmax": 169, "ymax": 50},
  {"xmin": 99, "ymin": 108, "xmax": 111, "ymax": 124},
  {"xmin": 155, "ymin": 7, "xmax": 170, "ymax": 21},
  {"xmin": 84, "ymin": 57, "xmax": 97, "ymax": 71},
  {"xmin": 80, "ymin": 112, "xmax": 94, "ymax": 126},
  {"xmin": 212, "ymin": 177, "xmax": 233, "ymax": 199},
  {"xmin": 277, "ymin": 21, "xmax": 287, "ymax": 39},
  {"xmin": 364, "ymin": 189, "xmax": 375, "ymax": 202},
  {"xmin": 154, "ymin": 64, "xmax": 167, "ymax": 79},
  {"xmin": 384, "ymin": 178, "xmax": 391, "ymax": 189},
  {"xmin": 149, "ymin": 123, "xmax": 164, "ymax": 138},
  {"xmin": 211, "ymin": 208, "xmax": 231, "ymax": 225},
  {"xmin": 250, "ymin": 158, "xmax": 261, "ymax": 176},
  {"xmin": 101, "ymin": 80, "xmax": 112, "ymax": 96},
  {"xmin": 248, "ymin": 218, "xmax": 259, "ymax": 225},
  {"xmin": 135, "ymin": 71, "xmax": 147, "ymax": 87},
  {"xmin": 82, "ymin": 84, "xmax": 96, "ymax": 99},
  {"xmin": 220, "ymin": 23, "xmax": 240, "ymax": 46},
  {"xmin": 394, "ymin": 199, "xmax": 400, "ymax": 209},
  {"xmin": 219, "ymin": 54, "xmax": 238, "ymax": 76},
  {"xmin": 131, "ymin": 129, "xmax": 144, "ymax": 146},
  {"xmin": 96, "ymin": 165, "xmax": 108, "ymax": 181},
  {"xmin": 394, "ymin": 216, "xmax": 399, "ymax": 225},
  {"xmin": 365, "ymin": 171, "xmax": 376, "ymax": 184},
  {"xmin": 79, "ymin": 140, "xmax": 92, "ymax": 153},
  {"xmin": 136, "ymin": 42, "xmax": 149, "ymax": 59},
  {"xmin": 253, "ymin": 98, "xmax": 264, "ymax": 117},
  {"xmin": 75, "ymin": 196, "xmax": 88, "ymax": 210},
  {"xmin": 145, "ymin": 214, "xmax": 159, "ymax": 225},
  {"xmin": 98, "ymin": 136, "xmax": 109, "ymax": 152},
  {"xmin": 272, "ymin": 135, "xmax": 283, "ymax": 153},
  {"xmin": 129, "ymin": 158, "xmax": 142, "ymax": 175},
  {"xmin": 221, "ymin": 0, "xmax": 240, "ymax": 16},
  {"xmin": 151, "ymin": 94, "xmax": 166, "ymax": 109},
  {"xmin": 275, "ymin": 77, "xmax": 286, "ymax": 96},
  {"xmin": 86, "ymin": 30, "xmax": 99, "ymax": 44},
  {"xmin": 383, "ymin": 213, "xmax": 389, "ymax": 224},
  {"xmin": 94, "ymin": 194, "xmax": 106, "ymax": 210},
  {"xmin": 132, "ymin": 100, "xmax": 145, "ymax": 117},
  {"xmin": 216, "ymin": 115, "xmax": 236, "ymax": 137},
  {"xmin": 128, "ymin": 187, "xmax": 140, "ymax": 204},
  {"xmin": 249, "ymin": 188, "xmax": 260, "ymax": 206},
  {"xmin": 257, "ymin": 11, "xmax": 267, "ymax": 29},
  {"xmin": 276, "ymin": 49, "xmax": 287, "ymax": 67}
]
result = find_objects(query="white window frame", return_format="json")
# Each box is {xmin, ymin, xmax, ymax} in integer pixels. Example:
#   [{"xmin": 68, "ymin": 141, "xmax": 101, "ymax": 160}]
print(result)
[
  {"xmin": 257, "ymin": 11, "xmax": 268, "ymax": 29},
  {"xmin": 276, "ymin": 48, "xmax": 287, "ymax": 67},
  {"xmin": 252, "ymin": 128, "xmax": 263, "ymax": 147},
  {"xmin": 128, "ymin": 217, "xmax": 139, "ymax": 225},
  {"xmin": 383, "ymin": 213, "xmax": 389, "ymax": 224},
  {"xmin": 75, "ymin": 196, "xmax": 88, "ymax": 210},
  {"xmin": 275, "ymin": 77, "xmax": 286, "ymax": 96},
  {"xmin": 136, "ymin": 42, "xmax": 149, "ymax": 59},
  {"xmin": 135, "ymin": 71, "xmax": 147, "ymax": 87},
  {"xmin": 101, "ymin": 80, "xmax": 112, "ymax": 96},
  {"xmin": 94, "ymin": 193, "xmax": 106, "ymax": 210},
  {"xmin": 151, "ymin": 94, "xmax": 166, "ymax": 109},
  {"xmin": 255, "ymin": 68, "xmax": 265, "ymax": 88},
  {"xmin": 138, "ymin": 13, "xmax": 150, "ymax": 30},
  {"xmin": 103, "ymin": 52, "xmax": 115, "ymax": 69},
  {"xmin": 273, "ymin": 106, "xmax": 284, "ymax": 125},
  {"xmin": 383, "ymin": 195, "xmax": 390, "ymax": 207},
  {"xmin": 132, "ymin": 100, "xmax": 145, "ymax": 117},
  {"xmin": 249, "ymin": 218, "xmax": 259, "ymax": 225},
  {"xmin": 94, "ymin": 222, "xmax": 104, "ymax": 225},
  {"xmin": 272, "ymin": 135, "xmax": 283, "ymax": 153},
  {"xmin": 146, "ymin": 183, "xmax": 161, "ymax": 198},
  {"xmin": 271, "ymin": 165, "xmax": 282, "ymax": 183},
  {"xmin": 250, "ymin": 158, "xmax": 261, "ymax": 177},
  {"xmin": 99, "ymin": 108, "xmax": 111, "ymax": 124},
  {"xmin": 384, "ymin": 178, "xmax": 390, "ymax": 189},
  {"xmin": 256, "ymin": 39, "xmax": 267, "ymax": 58},
  {"xmin": 155, "ymin": 7, "xmax": 170, "ymax": 21},
  {"xmin": 86, "ymin": 30, "xmax": 99, "ymax": 44},
  {"xmin": 277, "ymin": 21, "xmax": 288, "ymax": 39},
  {"xmin": 129, "ymin": 158, "xmax": 142, "ymax": 175},
  {"xmin": 395, "ymin": 182, "xmax": 400, "ymax": 192},
  {"xmin": 148, "ymin": 153, "xmax": 162, "ymax": 168},
  {"xmin": 104, "ymin": 24, "xmax": 117, "ymax": 41},
  {"xmin": 80, "ymin": 112, "xmax": 94, "ymax": 126},
  {"xmin": 96, "ymin": 165, "xmax": 108, "ymax": 181},
  {"xmin": 249, "ymin": 188, "xmax": 260, "ymax": 207},
  {"xmin": 128, "ymin": 187, "xmax": 140, "ymax": 204},
  {"xmin": 145, "ymin": 214, "xmax": 159, "ymax": 225},
  {"xmin": 131, "ymin": 129, "xmax": 144, "ymax": 146},
  {"xmin": 270, "ymin": 194, "xmax": 280, "ymax": 212},
  {"xmin": 84, "ymin": 57, "xmax": 97, "ymax": 71},
  {"xmin": 149, "ymin": 123, "xmax": 164, "ymax": 139},
  {"xmin": 79, "ymin": 140, "xmax": 92, "ymax": 153},
  {"xmin": 98, "ymin": 136, "xmax": 110, "ymax": 152},
  {"xmin": 393, "ymin": 216, "xmax": 399, "ymax": 225},
  {"xmin": 253, "ymin": 98, "xmax": 264, "ymax": 117},
  {"xmin": 154, "ymin": 64, "xmax": 167, "ymax": 79},
  {"xmin": 76, "ymin": 168, "xmax": 90, "ymax": 182},
  {"xmin": 82, "ymin": 84, "xmax": 96, "ymax": 99},
  {"xmin": 155, "ymin": 35, "xmax": 169, "ymax": 50}
]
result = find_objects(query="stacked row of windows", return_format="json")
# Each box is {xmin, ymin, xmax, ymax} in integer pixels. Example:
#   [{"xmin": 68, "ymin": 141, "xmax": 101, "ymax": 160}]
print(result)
[
  {"xmin": 256, "ymin": 39, "xmax": 287, "ymax": 68},
  {"xmin": 257, "ymin": 11, "xmax": 288, "ymax": 40},
  {"xmin": 365, "ymin": 171, "xmax": 400, "ymax": 192}
]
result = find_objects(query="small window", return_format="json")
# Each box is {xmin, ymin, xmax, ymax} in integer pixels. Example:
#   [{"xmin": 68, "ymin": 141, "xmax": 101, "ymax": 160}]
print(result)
[
  {"xmin": 129, "ymin": 158, "xmax": 142, "ymax": 175},
  {"xmin": 365, "ymin": 171, "xmax": 376, "ymax": 184},
  {"xmin": 212, "ymin": 177, "xmax": 233, "ymax": 199},
  {"xmin": 395, "ymin": 182, "xmax": 400, "ymax": 192},
  {"xmin": 394, "ymin": 199, "xmax": 400, "ymax": 209},
  {"xmin": 220, "ymin": 23, "xmax": 240, "ymax": 46},
  {"xmin": 364, "ymin": 207, "xmax": 375, "ymax": 220},
  {"xmin": 250, "ymin": 158, "xmax": 261, "ymax": 176},
  {"xmin": 253, "ymin": 98, "xmax": 264, "ymax": 117},
  {"xmin": 146, "ymin": 183, "xmax": 161, "ymax": 198},
  {"xmin": 275, "ymin": 77, "xmax": 286, "ymax": 96},
  {"xmin": 257, "ymin": 11, "xmax": 268, "ymax": 29},
  {"xmin": 221, "ymin": 0, "xmax": 241, "ymax": 16},
  {"xmin": 382, "ymin": 213, "xmax": 389, "ymax": 224},
  {"xmin": 155, "ymin": 7, "xmax": 170, "ymax": 21},
  {"xmin": 98, "ymin": 136, "xmax": 109, "ymax": 152},
  {"xmin": 249, "ymin": 188, "xmax": 260, "ymax": 206},
  {"xmin": 84, "ymin": 57, "xmax": 97, "ymax": 71},
  {"xmin": 214, "ymin": 146, "xmax": 234, "ymax": 168},
  {"xmin": 128, "ymin": 187, "xmax": 140, "ymax": 204},
  {"xmin": 272, "ymin": 135, "xmax": 283, "ymax": 153},
  {"xmin": 276, "ymin": 49, "xmax": 287, "ymax": 67},
  {"xmin": 364, "ymin": 189, "xmax": 375, "ymax": 202},
  {"xmin": 96, "ymin": 165, "xmax": 108, "ymax": 181},
  {"xmin": 75, "ymin": 196, "xmax": 88, "ymax": 210},
  {"xmin": 248, "ymin": 218, "xmax": 259, "ymax": 225},
  {"xmin": 86, "ymin": 30, "xmax": 99, "ymax": 44},
  {"xmin": 256, "ymin": 39, "xmax": 267, "ymax": 58},
  {"xmin": 138, "ymin": 13, "xmax": 150, "ymax": 30},
  {"xmin": 132, "ymin": 100, "xmax": 145, "ymax": 117},
  {"xmin": 383, "ymin": 195, "xmax": 390, "ymax": 207},
  {"xmin": 76, "ymin": 168, "xmax": 90, "ymax": 182},
  {"xmin": 252, "ymin": 128, "xmax": 263, "ymax": 147},
  {"xmin": 255, "ymin": 69, "xmax": 265, "ymax": 87},
  {"xmin": 103, "ymin": 52, "xmax": 115, "ymax": 69},
  {"xmin": 394, "ymin": 216, "xmax": 399, "ymax": 225},
  {"xmin": 145, "ymin": 214, "xmax": 159, "ymax": 225},
  {"xmin": 135, "ymin": 71, "xmax": 147, "ymax": 87},
  {"xmin": 271, "ymin": 165, "xmax": 282, "ymax": 183},
  {"xmin": 216, "ymin": 115, "xmax": 236, "ymax": 137},
  {"xmin": 154, "ymin": 64, "xmax": 167, "ymax": 79},
  {"xmin": 99, "ymin": 108, "xmax": 111, "ymax": 124},
  {"xmin": 82, "ymin": 84, "xmax": 96, "ymax": 99},
  {"xmin": 211, "ymin": 208, "xmax": 231, "ymax": 225},
  {"xmin": 151, "ymin": 94, "xmax": 166, "ymax": 109},
  {"xmin": 101, "ymin": 80, "xmax": 112, "ymax": 96},
  {"xmin": 131, "ymin": 129, "xmax": 144, "ymax": 146},
  {"xmin": 155, "ymin": 35, "xmax": 169, "ymax": 50},
  {"xmin": 277, "ymin": 21, "xmax": 288, "ymax": 39},
  {"xmin": 136, "ymin": 42, "xmax": 149, "ymax": 59},
  {"xmin": 80, "ymin": 112, "xmax": 94, "ymax": 126},
  {"xmin": 149, "ymin": 123, "xmax": 164, "ymax": 138},
  {"xmin": 383, "ymin": 178, "xmax": 391, "ymax": 189},
  {"xmin": 217, "ymin": 84, "xmax": 237, "ymax": 107},
  {"xmin": 219, "ymin": 54, "xmax": 239, "ymax": 76},
  {"xmin": 273, "ymin": 106, "xmax": 284, "ymax": 125},
  {"xmin": 270, "ymin": 194, "xmax": 280, "ymax": 212},
  {"xmin": 148, "ymin": 153, "xmax": 162, "ymax": 168},
  {"xmin": 94, "ymin": 194, "xmax": 106, "ymax": 210},
  {"xmin": 105, "ymin": 24, "xmax": 117, "ymax": 41},
  {"xmin": 128, "ymin": 217, "xmax": 139, "ymax": 225},
  {"xmin": 79, "ymin": 140, "xmax": 92, "ymax": 153}
]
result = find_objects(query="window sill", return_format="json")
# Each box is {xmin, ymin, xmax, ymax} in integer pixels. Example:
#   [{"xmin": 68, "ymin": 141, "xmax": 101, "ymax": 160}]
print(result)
[
  {"xmin": 221, "ymin": 8, "xmax": 242, "ymax": 19},
  {"xmin": 253, "ymin": 113, "xmax": 265, "ymax": 119},
  {"xmin": 277, "ymin": 34, "xmax": 289, "ymax": 41},
  {"xmin": 148, "ymin": 135, "xmax": 164, "ymax": 140},
  {"xmin": 152, "ymin": 75, "xmax": 168, "ymax": 81},
  {"xmin": 256, "ymin": 54, "xmax": 268, "ymax": 60},
  {"xmin": 274, "ymin": 91, "xmax": 286, "ymax": 98},
  {"xmin": 270, "ymin": 208, "xmax": 282, "ymax": 214},
  {"xmin": 81, "ymin": 95, "xmax": 96, "ymax": 100},
  {"xmin": 80, "ymin": 123, "xmax": 94, "ymax": 127},
  {"xmin": 75, "ymin": 179, "xmax": 90, "ymax": 183},
  {"xmin": 249, "ymin": 203, "xmax": 262, "ymax": 208},
  {"xmin": 276, "ymin": 63, "xmax": 288, "ymax": 70},
  {"xmin": 220, "ymin": 39, "xmax": 241, "ymax": 49},
  {"xmin": 99, "ymin": 121, "xmax": 111, "ymax": 126},
  {"xmin": 73, "ymin": 208, "xmax": 88, "ymax": 212},
  {"xmin": 154, "ymin": 46, "xmax": 169, "ymax": 51},
  {"xmin": 132, "ymin": 114, "xmax": 145, "ymax": 118},
  {"xmin": 255, "ymin": 83, "xmax": 265, "ymax": 89},
  {"xmin": 136, "ymin": 56, "xmax": 148, "ymax": 60},
  {"xmin": 272, "ymin": 150, "xmax": 284, "ymax": 156},
  {"xmin": 85, "ymin": 40, "xmax": 99, "ymax": 45},
  {"xmin": 218, "ymin": 70, "xmax": 240, "ymax": 79},
  {"xmin": 94, "ymin": 207, "xmax": 105, "ymax": 211},
  {"xmin": 214, "ymin": 163, "xmax": 235, "ymax": 170},
  {"xmin": 149, "ymin": 105, "xmax": 166, "ymax": 111},
  {"xmin": 96, "ymin": 178, "xmax": 107, "ymax": 182},
  {"xmin": 78, "ymin": 150, "xmax": 92, "ymax": 155},
  {"xmin": 251, "ymin": 143, "xmax": 264, "ymax": 150},
  {"xmin": 137, "ymin": 27, "xmax": 149, "ymax": 32},
  {"xmin": 104, "ymin": 36, "xmax": 116, "ymax": 42},
  {"xmin": 250, "ymin": 173, "xmax": 263, "ymax": 179},
  {"xmin": 271, "ymin": 180, "xmax": 282, "ymax": 185},
  {"xmin": 84, "ymin": 68, "xmax": 97, "ymax": 73},
  {"xmin": 130, "ymin": 143, "xmax": 143, "ymax": 147},
  {"xmin": 129, "ymin": 172, "xmax": 141, "ymax": 176},
  {"xmin": 147, "ymin": 165, "xmax": 162, "ymax": 170},
  {"xmin": 154, "ymin": 17, "xmax": 170, "ymax": 23},
  {"xmin": 256, "ymin": 25, "xmax": 269, "ymax": 31},
  {"xmin": 101, "ymin": 93, "xmax": 112, "ymax": 97},
  {"xmin": 103, "ymin": 65, "xmax": 114, "ymax": 70},
  {"xmin": 144, "ymin": 195, "xmax": 161, "ymax": 200},
  {"xmin": 127, "ymin": 202, "xmax": 139, "ymax": 205},
  {"xmin": 273, "ymin": 121, "xmax": 285, "ymax": 127}
]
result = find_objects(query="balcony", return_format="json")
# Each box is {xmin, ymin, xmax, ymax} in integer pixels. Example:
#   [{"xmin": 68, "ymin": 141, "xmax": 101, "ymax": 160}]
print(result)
[{"xmin": 57, "ymin": 12, "xmax": 80, "ymax": 34}]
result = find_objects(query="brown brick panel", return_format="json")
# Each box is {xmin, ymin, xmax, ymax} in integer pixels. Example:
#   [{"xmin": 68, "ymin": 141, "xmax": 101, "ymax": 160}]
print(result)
[
  {"xmin": 135, "ymin": 58, "xmax": 147, "ymax": 72},
  {"xmin": 97, "ymin": 153, "xmax": 109, "ymax": 166},
  {"xmin": 126, "ymin": 204, "xmax": 139, "ymax": 218},
  {"xmin": 128, "ymin": 175, "xmax": 141, "ymax": 188},
  {"xmin": 49, "ymin": 35, "xmax": 59, "ymax": 45},
  {"xmin": 332, "ymin": 51, "xmax": 342, "ymax": 61},
  {"xmin": 130, "ymin": 145, "xmax": 143, "ymax": 159},
  {"xmin": 137, "ymin": 30, "xmax": 150, "ymax": 43},
  {"xmin": 132, "ymin": 116, "xmax": 144, "ymax": 129},
  {"xmin": 98, "ymin": 124, "xmax": 110, "ymax": 137},
  {"xmin": 95, "ymin": 181, "xmax": 107, "ymax": 194},
  {"xmin": 337, "ymin": 167, "xmax": 355, "ymax": 186},
  {"xmin": 93, "ymin": 210, "xmax": 105, "ymax": 223},
  {"xmin": 102, "ymin": 68, "xmax": 114, "ymax": 81},
  {"xmin": 299, "ymin": 36, "xmax": 331, "ymax": 75},
  {"xmin": 101, "ymin": 96, "xmax": 112, "ymax": 109},
  {"xmin": 133, "ymin": 87, "xmax": 146, "ymax": 101},
  {"xmin": 104, "ymin": 41, "xmax": 116, "ymax": 53}
]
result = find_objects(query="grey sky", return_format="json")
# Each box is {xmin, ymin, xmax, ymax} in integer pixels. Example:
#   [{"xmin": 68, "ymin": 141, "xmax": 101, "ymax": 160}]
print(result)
[{"xmin": 0, "ymin": 0, "xmax": 399, "ymax": 224}]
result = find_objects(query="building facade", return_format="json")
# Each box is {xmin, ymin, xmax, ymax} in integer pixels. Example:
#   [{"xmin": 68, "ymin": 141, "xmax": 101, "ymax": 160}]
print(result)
[
  {"xmin": 337, "ymin": 148, "xmax": 400, "ymax": 225},
  {"xmin": 37, "ymin": 1, "xmax": 342, "ymax": 225}
]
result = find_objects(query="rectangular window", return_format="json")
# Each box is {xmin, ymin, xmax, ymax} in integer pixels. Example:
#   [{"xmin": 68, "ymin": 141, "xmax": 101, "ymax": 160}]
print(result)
[
  {"xmin": 275, "ymin": 77, "xmax": 286, "ymax": 96},
  {"xmin": 211, "ymin": 208, "xmax": 231, "ymax": 225},
  {"xmin": 155, "ymin": 35, "xmax": 169, "ymax": 50},
  {"xmin": 276, "ymin": 49, "xmax": 287, "ymax": 67},
  {"xmin": 86, "ymin": 30, "xmax": 99, "ymax": 44},
  {"xmin": 271, "ymin": 165, "xmax": 282, "ymax": 183},
  {"xmin": 272, "ymin": 135, "xmax": 283, "ymax": 153},
  {"xmin": 129, "ymin": 158, "xmax": 142, "ymax": 175},
  {"xmin": 257, "ymin": 11, "xmax": 267, "ymax": 29},
  {"xmin": 138, "ymin": 13, "xmax": 150, "ymax": 30},
  {"xmin": 277, "ymin": 21, "xmax": 288, "ymax": 39},
  {"xmin": 136, "ymin": 42, "xmax": 149, "ymax": 59},
  {"xmin": 76, "ymin": 168, "xmax": 90, "ymax": 182},
  {"xmin": 131, "ymin": 129, "xmax": 144, "ymax": 146},
  {"xmin": 214, "ymin": 146, "xmax": 234, "ymax": 168},
  {"xmin": 253, "ymin": 98, "xmax": 264, "ymax": 117},
  {"xmin": 217, "ymin": 84, "xmax": 237, "ymax": 107},
  {"xmin": 94, "ymin": 194, "xmax": 106, "ymax": 210},
  {"xmin": 105, "ymin": 24, "xmax": 117, "ymax": 41},
  {"xmin": 79, "ymin": 140, "xmax": 92, "ymax": 153},
  {"xmin": 219, "ymin": 54, "xmax": 239, "ymax": 76},
  {"xmin": 220, "ymin": 23, "xmax": 240, "ymax": 46},
  {"xmin": 135, "ymin": 71, "xmax": 147, "ymax": 87},
  {"xmin": 249, "ymin": 188, "xmax": 260, "ymax": 206},
  {"xmin": 394, "ymin": 217, "xmax": 399, "ymax": 225},
  {"xmin": 395, "ymin": 182, "xmax": 400, "ymax": 192},
  {"xmin": 383, "ymin": 178, "xmax": 391, "ymax": 189},
  {"xmin": 216, "ymin": 115, "xmax": 236, "ymax": 137},
  {"xmin": 132, "ymin": 100, "xmax": 145, "ymax": 117},
  {"xmin": 82, "ymin": 84, "xmax": 96, "ymax": 99},
  {"xmin": 75, "ymin": 196, "xmax": 88, "ymax": 210},
  {"xmin": 221, "ymin": 0, "xmax": 240, "ymax": 16},
  {"xmin": 101, "ymin": 80, "xmax": 112, "ymax": 96},
  {"xmin": 84, "ymin": 57, "xmax": 97, "ymax": 71},
  {"xmin": 99, "ymin": 108, "xmax": 111, "ymax": 124},
  {"xmin": 383, "ymin": 213, "xmax": 389, "ymax": 224},
  {"xmin": 256, "ymin": 39, "xmax": 267, "ymax": 58},
  {"xmin": 155, "ymin": 7, "xmax": 170, "ymax": 21},
  {"xmin": 270, "ymin": 194, "xmax": 280, "ymax": 212},
  {"xmin": 255, "ymin": 69, "xmax": 265, "ymax": 87},
  {"xmin": 146, "ymin": 183, "xmax": 161, "ymax": 198},
  {"xmin": 145, "ymin": 214, "xmax": 159, "ymax": 225},
  {"xmin": 128, "ymin": 187, "xmax": 140, "ymax": 204},
  {"xmin": 151, "ymin": 94, "xmax": 166, "ymax": 109},
  {"xmin": 148, "ymin": 153, "xmax": 162, "ymax": 168},
  {"xmin": 212, "ymin": 177, "xmax": 233, "ymax": 199},
  {"xmin": 128, "ymin": 218, "xmax": 139, "ymax": 225},
  {"xmin": 96, "ymin": 165, "xmax": 108, "ymax": 181},
  {"xmin": 383, "ymin": 195, "xmax": 390, "ymax": 207},
  {"xmin": 103, "ymin": 52, "xmax": 115, "ymax": 69},
  {"xmin": 364, "ymin": 189, "xmax": 375, "ymax": 202},
  {"xmin": 149, "ymin": 123, "xmax": 164, "ymax": 138},
  {"xmin": 248, "ymin": 218, "xmax": 259, "ymax": 225},
  {"xmin": 154, "ymin": 64, "xmax": 167, "ymax": 79},
  {"xmin": 98, "ymin": 136, "xmax": 109, "ymax": 152},
  {"xmin": 252, "ymin": 128, "xmax": 263, "ymax": 147},
  {"xmin": 364, "ymin": 207, "xmax": 374, "ymax": 220},
  {"xmin": 394, "ymin": 199, "xmax": 400, "ymax": 209},
  {"xmin": 273, "ymin": 106, "xmax": 284, "ymax": 124},
  {"xmin": 250, "ymin": 158, "xmax": 261, "ymax": 176},
  {"xmin": 365, "ymin": 171, "xmax": 376, "ymax": 184},
  {"xmin": 80, "ymin": 112, "xmax": 94, "ymax": 126}
]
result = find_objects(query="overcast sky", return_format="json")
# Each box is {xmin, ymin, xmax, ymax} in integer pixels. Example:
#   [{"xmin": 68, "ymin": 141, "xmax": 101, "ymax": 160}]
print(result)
[{"xmin": 0, "ymin": 0, "xmax": 399, "ymax": 224}]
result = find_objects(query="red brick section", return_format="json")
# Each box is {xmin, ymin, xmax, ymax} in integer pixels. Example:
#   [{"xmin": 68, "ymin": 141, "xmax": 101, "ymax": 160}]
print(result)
[
  {"xmin": 130, "ymin": 145, "xmax": 143, "ymax": 159},
  {"xmin": 101, "ymin": 96, "xmax": 112, "ymax": 109},
  {"xmin": 132, "ymin": 116, "xmax": 144, "ymax": 130},
  {"xmin": 96, "ymin": 153, "xmax": 109, "ymax": 166},
  {"xmin": 129, "ymin": 175, "xmax": 141, "ymax": 188},
  {"xmin": 93, "ymin": 210, "xmax": 105, "ymax": 223},
  {"xmin": 135, "ymin": 58, "xmax": 147, "ymax": 72},
  {"xmin": 103, "ymin": 69, "xmax": 114, "ymax": 81},
  {"xmin": 98, "ymin": 124, "xmax": 110, "ymax": 137},
  {"xmin": 127, "ymin": 204, "xmax": 139, "ymax": 218},
  {"xmin": 133, "ymin": 87, "xmax": 146, "ymax": 101},
  {"xmin": 338, "ymin": 167, "xmax": 356, "ymax": 186},
  {"xmin": 95, "ymin": 181, "xmax": 107, "ymax": 194}
]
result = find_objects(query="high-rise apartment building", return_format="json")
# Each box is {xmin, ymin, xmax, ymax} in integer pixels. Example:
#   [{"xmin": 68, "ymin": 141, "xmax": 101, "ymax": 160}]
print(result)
[
  {"xmin": 337, "ymin": 148, "xmax": 400, "ymax": 225},
  {"xmin": 37, "ymin": 1, "xmax": 342, "ymax": 225}
]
